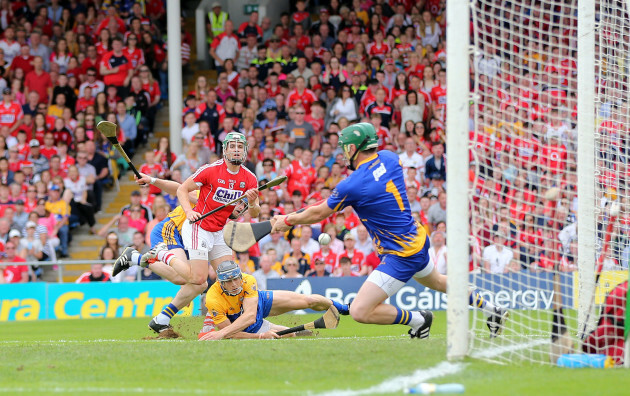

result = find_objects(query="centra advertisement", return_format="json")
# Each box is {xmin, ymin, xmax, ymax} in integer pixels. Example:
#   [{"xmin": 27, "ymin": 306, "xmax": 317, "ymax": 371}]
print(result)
[{"xmin": 0, "ymin": 282, "xmax": 200, "ymax": 322}]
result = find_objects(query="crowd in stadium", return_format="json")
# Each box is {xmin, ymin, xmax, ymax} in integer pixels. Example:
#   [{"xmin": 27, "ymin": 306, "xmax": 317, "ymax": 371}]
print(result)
[
  {"xmin": 0, "ymin": 0, "xmax": 169, "ymax": 283},
  {"xmin": 0, "ymin": 0, "xmax": 592, "ymax": 285}
]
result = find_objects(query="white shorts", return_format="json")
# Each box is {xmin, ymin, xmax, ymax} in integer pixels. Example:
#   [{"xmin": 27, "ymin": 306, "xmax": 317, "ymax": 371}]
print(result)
[
  {"xmin": 181, "ymin": 219, "xmax": 233, "ymax": 261},
  {"xmin": 366, "ymin": 270, "xmax": 406, "ymax": 297},
  {"xmin": 255, "ymin": 319, "xmax": 272, "ymax": 334}
]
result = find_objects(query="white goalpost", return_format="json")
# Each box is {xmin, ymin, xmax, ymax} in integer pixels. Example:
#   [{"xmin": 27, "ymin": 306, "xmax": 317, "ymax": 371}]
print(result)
[
  {"xmin": 446, "ymin": 0, "xmax": 471, "ymax": 361},
  {"xmin": 448, "ymin": 0, "xmax": 629, "ymax": 365}
]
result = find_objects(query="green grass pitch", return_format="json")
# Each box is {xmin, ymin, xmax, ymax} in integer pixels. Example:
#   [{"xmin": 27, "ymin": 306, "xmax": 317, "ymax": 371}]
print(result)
[{"xmin": 1, "ymin": 311, "xmax": 628, "ymax": 395}]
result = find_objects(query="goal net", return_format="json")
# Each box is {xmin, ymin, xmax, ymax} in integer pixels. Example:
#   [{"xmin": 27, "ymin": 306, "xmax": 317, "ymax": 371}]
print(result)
[{"xmin": 461, "ymin": 0, "xmax": 627, "ymax": 365}]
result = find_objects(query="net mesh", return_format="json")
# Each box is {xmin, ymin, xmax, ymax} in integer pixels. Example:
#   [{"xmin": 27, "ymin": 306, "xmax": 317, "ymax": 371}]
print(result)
[
  {"xmin": 469, "ymin": 0, "xmax": 582, "ymax": 364},
  {"xmin": 590, "ymin": 0, "xmax": 630, "ymax": 362},
  {"xmin": 468, "ymin": 0, "xmax": 630, "ymax": 366}
]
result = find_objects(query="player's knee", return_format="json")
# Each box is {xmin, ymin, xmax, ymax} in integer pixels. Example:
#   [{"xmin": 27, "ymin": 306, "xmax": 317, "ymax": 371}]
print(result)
[
  {"xmin": 349, "ymin": 304, "xmax": 370, "ymax": 324},
  {"xmin": 189, "ymin": 274, "xmax": 207, "ymax": 285},
  {"xmin": 196, "ymin": 282, "xmax": 209, "ymax": 293}
]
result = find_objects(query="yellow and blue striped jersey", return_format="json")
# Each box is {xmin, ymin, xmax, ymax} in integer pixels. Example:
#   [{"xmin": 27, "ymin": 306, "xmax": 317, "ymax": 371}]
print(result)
[
  {"xmin": 167, "ymin": 191, "xmax": 200, "ymax": 230},
  {"xmin": 326, "ymin": 150, "xmax": 427, "ymax": 257}
]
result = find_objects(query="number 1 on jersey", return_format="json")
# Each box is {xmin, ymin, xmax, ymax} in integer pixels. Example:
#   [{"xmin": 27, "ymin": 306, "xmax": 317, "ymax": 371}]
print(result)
[{"xmin": 385, "ymin": 180, "xmax": 405, "ymax": 211}]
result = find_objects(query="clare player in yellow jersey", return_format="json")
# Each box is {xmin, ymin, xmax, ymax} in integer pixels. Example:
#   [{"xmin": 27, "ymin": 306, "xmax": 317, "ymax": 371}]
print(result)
[{"xmin": 198, "ymin": 261, "xmax": 349, "ymax": 340}]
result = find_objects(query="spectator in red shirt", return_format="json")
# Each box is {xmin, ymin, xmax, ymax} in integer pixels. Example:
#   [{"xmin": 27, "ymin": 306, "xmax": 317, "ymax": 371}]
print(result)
[
  {"xmin": 285, "ymin": 149, "xmax": 317, "ymax": 197},
  {"xmin": 363, "ymin": 247, "xmax": 380, "ymax": 275},
  {"xmin": 540, "ymin": 135, "xmax": 568, "ymax": 176},
  {"xmin": 286, "ymin": 76, "xmax": 317, "ymax": 114},
  {"xmin": 81, "ymin": 45, "xmax": 101, "ymax": 79},
  {"xmin": 100, "ymin": 38, "xmax": 133, "ymax": 94},
  {"xmin": 307, "ymin": 257, "xmax": 331, "ymax": 277},
  {"xmin": 24, "ymin": 57, "xmax": 52, "ymax": 104},
  {"xmin": 0, "ymin": 87, "xmax": 23, "ymax": 135},
  {"xmin": 430, "ymin": 68, "xmax": 447, "ymax": 111},
  {"xmin": 75, "ymin": 263, "xmax": 111, "ymax": 283},
  {"xmin": 76, "ymin": 86, "xmax": 95, "ymax": 113},
  {"xmin": 0, "ymin": 240, "xmax": 28, "ymax": 283},
  {"xmin": 139, "ymin": 151, "xmax": 164, "ymax": 196},
  {"xmin": 368, "ymin": 30, "xmax": 389, "ymax": 60},
  {"xmin": 10, "ymin": 43, "xmax": 34, "ymax": 79},
  {"xmin": 237, "ymin": 11, "xmax": 263, "ymax": 43},
  {"xmin": 365, "ymin": 88, "xmax": 394, "ymax": 128},
  {"xmin": 49, "ymin": 155, "xmax": 67, "ymax": 179},
  {"xmin": 95, "ymin": 5, "xmax": 126, "ymax": 37},
  {"xmin": 40, "ymin": 132, "xmax": 58, "ymax": 159},
  {"xmin": 336, "ymin": 233, "xmax": 365, "ymax": 275},
  {"xmin": 293, "ymin": 24, "xmax": 311, "ymax": 51},
  {"xmin": 310, "ymin": 238, "xmax": 338, "ymax": 273},
  {"xmin": 336, "ymin": 256, "xmax": 360, "ymax": 277}
]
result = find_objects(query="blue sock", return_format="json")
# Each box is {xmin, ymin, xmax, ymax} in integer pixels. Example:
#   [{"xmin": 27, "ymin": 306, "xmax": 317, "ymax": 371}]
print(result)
[
  {"xmin": 331, "ymin": 300, "xmax": 349, "ymax": 315},
  {"xmin": 163, "ymin": 303, "xmax": 179, "ymax": 318},
  {"xmin": 393, "ymin": 307, "xmax": 413, "ymax": 325},
  {"xmin": 470, "ymin": 290, "xmax": 495, "ymax": 316},
  {"xmin": 155, "ymin": 303, "xmax": 179, "ymax": 325},
  {"xmin": 469, "ymin": 290, "xmax": 486, "ymax": 308}
]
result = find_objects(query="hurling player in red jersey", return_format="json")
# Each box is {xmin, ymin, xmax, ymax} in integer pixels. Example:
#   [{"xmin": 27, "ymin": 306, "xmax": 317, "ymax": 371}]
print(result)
[{"xmin": 176, "ymin": 132, "xmax": 260, "ymax": 287}]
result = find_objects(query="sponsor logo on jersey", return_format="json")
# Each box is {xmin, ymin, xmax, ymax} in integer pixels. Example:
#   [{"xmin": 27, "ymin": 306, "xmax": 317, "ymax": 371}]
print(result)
[
  {"xmin": 212, "ymin": 187, "xmax": 243, "ymax": 204},
  {"xmin": 218, "ymin": 178, "xmax": 225, "ymax": 184},
  {"xmin": 229, "ymin": 180, "xmax": 235, "ymax": 189},
  {"xmin": 0, "ymin": 114, "xmax": 16, "ymax": 123}
]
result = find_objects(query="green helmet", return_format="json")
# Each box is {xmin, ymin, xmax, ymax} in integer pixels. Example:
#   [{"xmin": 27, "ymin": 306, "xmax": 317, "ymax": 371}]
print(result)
[
  {"xmin": 222, "ymin": 132, "xmax": 248, "ymax": 165},
  {"xmin": 338, "ymin": 122, "xmax": 378, "ymax": 170}
]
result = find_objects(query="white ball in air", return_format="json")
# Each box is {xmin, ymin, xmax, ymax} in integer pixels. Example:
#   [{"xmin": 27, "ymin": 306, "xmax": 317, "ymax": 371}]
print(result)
[{"xmin": 318, "ymin": 233, "xmax": 332, "ymax": 245}]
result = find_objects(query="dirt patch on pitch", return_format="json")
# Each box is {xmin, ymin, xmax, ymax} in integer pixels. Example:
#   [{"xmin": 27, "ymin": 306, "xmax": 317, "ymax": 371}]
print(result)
[{"xmin": 142, "ymin": 328, "xmax": 182, "ymax": 340}]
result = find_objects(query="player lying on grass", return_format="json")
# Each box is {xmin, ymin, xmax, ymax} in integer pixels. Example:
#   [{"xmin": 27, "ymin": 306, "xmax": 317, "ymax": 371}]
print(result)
[
  {"xmin": 271, "ymin": 123, "xmax": 508, "ymax": 339},
  {"xmin": 198, "ymin": 260, "xmax": 349, "ymax": 340},
  {"xmin": 112, "ymin": 171, "xmax": 249, "ymax": 334}
]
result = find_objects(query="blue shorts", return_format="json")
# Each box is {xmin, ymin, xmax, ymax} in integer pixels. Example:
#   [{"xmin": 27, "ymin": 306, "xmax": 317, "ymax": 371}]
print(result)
[
  {"xmin": 150, "ymin": 217, "xmax": 185, "ymax": 250},
  {"xmin": 244, "ymin": 291, "xmax": 274, "ymax": 334},
  {"xmin": 375, "ymin": 235, "xmax": 432, "ymax": 282}
]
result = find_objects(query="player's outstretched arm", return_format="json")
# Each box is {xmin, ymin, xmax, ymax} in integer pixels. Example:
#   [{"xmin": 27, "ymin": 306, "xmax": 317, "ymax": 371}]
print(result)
[
  {"xmin": 178, "ymin": 177, "xmax": 202, "ymax": 221},
  {"xmin": 136, "ymin": 172, "xmax": 198, "ymax": 203},
  {"xmin": 201, "ymin": 297, "xmax": 259, "ymax": 340},
  {"xmin": 271, "ymin": 200, "xmax": 335, "ymax": 233},
  {"xmin": 199, "ymin": 327, "xmax": 279, "ymax": 340}
]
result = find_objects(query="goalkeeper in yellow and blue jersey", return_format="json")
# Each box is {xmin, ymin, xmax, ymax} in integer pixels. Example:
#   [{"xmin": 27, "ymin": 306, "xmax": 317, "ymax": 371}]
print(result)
[{"xmin": 272, "ymin": 123, "xmax": 509, "ymax": 339}]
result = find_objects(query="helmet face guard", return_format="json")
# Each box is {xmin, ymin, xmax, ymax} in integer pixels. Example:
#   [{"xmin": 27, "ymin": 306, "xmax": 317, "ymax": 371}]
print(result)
[
  {"xmin": 229, "ymin": 198, "xmax": 249, "ymax": 220},
  {"xmin": 216, "ymin": 260, "xmax": 243, "ymax": 296},
  {"xmin": 223, "ymin": 132, "xmax": 248, "ymax": 165}
]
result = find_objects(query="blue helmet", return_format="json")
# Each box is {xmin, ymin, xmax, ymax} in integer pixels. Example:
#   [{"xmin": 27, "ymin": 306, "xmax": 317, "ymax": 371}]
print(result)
[{"xmin": 216, "ymin": 260, "xmax": 243, "ymax": 296}]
